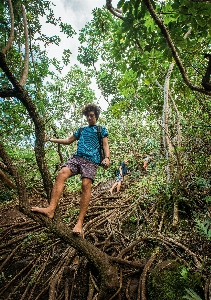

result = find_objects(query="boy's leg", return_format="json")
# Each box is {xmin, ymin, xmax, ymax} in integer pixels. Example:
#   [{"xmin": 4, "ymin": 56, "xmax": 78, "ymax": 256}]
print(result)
[
  {"xmin": 143, "ymin": 161, "xmax": 148, "ymax": 170},
  {"xmin": 116, "ymin": 180, "xmax": 122, "ymax": 192},
  {"xmin": 72, "ymin": 177, "xmax": 92, "ymax": 234},
  {"xmin": 110, "ymin": 181, "xmax": 118, "ymax": 194},
  {"xmin": 31, "ymin": 167, "xmax": 72, "ymax": 218}
]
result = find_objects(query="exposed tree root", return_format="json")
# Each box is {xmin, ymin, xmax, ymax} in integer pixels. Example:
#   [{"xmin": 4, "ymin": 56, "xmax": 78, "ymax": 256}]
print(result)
[
  {"xmin": 0, "ymin": 178, "xmax": 209, "ymax": 299},
  {"xmin": 138, "ymin": 248, "xmax": 159, "ymax": 300}
]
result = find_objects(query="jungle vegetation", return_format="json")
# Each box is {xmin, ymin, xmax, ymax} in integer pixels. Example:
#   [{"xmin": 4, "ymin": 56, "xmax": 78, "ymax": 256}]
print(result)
[{"xmin": 0, "ymin": 0, "xmax": 211, "ymax": 299}]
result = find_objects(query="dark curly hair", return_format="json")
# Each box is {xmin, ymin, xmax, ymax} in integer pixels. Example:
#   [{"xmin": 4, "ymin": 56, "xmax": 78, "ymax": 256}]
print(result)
[{"xmin": 82, "ymin": 104, "xmax": 101, "ymax": 120}]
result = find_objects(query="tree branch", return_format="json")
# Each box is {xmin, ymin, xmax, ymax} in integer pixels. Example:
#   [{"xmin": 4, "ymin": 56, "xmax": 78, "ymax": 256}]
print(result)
[
  {"xmin": 106, "ymin": 0, "xmax": 211, "ymax": 95},
  {"xmin": 0, "ymin": 169, "xmax": 16, "ymax": 190},
  {"xmin": 142, "ymin": 0, "xmax": 211, "ymax": 95},
  {"xmin": 1, "ymin": 0, "xmax": 14, "ymax": 55},
  {"xmin": 106, "ymin": 0, "xmax": 124, "ymax": 20},
  {"xmin": 19, "ymin": 4, "xmax": 29, "ymax": 86}
]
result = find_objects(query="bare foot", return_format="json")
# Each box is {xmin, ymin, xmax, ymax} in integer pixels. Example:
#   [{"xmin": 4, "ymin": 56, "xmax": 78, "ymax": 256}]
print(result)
[
  {"xmin": 72, "ymin": 223, "xmax": 83, "ymax": 236},
  {"xmin": 109, "ymin": 189, "xmax": 113, "ymax": 195},
  {"xmin": 31, "ymin": 206, "xmax": 54, "ymax": 219}
]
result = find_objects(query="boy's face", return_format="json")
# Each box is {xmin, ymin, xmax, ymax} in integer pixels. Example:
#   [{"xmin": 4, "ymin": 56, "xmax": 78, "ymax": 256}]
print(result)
[{"xmin": 86, "ymin": 111, "xmax": 97, "ymax": 125}]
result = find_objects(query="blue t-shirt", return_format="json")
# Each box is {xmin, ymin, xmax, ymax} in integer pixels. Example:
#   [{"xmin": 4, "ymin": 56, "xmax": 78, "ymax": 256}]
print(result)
[
  {"xmin": 73, "ymin": 125, "xmax": 108, "ymax": 164},
  {"xmin": 117, "ymin": 162, "xmax": 127, "ymax": 176}
]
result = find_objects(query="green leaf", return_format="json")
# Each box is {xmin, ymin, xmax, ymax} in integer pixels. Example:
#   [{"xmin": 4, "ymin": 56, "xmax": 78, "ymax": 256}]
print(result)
[{"xmin": 183, "ymin": 288, "xmax": 202, "ymax": 300}]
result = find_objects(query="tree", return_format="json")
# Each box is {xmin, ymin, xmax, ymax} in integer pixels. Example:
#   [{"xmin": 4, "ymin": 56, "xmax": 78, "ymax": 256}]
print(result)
[
  {"xmin": 1, "ymin": 1, "xmax": 211, "ymax": 299},
  {"xmin": 0, "ymin": 1, "xmax": 120, "ymax": 298}
]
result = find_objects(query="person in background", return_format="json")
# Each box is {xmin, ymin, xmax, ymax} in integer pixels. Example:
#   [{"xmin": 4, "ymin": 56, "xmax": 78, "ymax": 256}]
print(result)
[
  {"xmin": 31, "ymin": 104, "xmax": 110, "ymax": 235},
  {"xmin": 109, "ymin": 159, "xmax": 128, "ymax": 195},
  {"xmin": 143, "ymin": 155, "xmax": 153, "ymax": 171}
]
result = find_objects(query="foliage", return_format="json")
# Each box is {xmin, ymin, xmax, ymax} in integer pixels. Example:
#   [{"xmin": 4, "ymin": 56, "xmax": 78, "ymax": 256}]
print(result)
[
  {"xmin": 22, "ymin": 231, "xmax": 50, "ymax": 247},
  {"xmin": 0, "ymin": 189, "xmax": 14, "ymax": 204},
  {"xmin": 1, "ymin": 0, "xmax": 211, "ymax": 298},
  {"xmin": 183, "ymin": 288, "xmax": 203, "ymax": 300},
  {"xmin": 63, "ymin": 206, "xmax": 79, "ymax": 223},
  {"xmin": 147, "ymin": 263, "xmax": 203, "ymax": 300},
  {"xmin": 195, "ymin": 219, "xmax": 211, "ymax": 240}
]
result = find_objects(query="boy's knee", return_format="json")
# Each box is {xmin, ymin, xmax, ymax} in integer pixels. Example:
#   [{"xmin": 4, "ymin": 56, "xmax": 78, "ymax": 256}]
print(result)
[
  {"xmin": 82, "ymin": 178, "xmax": 92, "ymax": 190},
  {"xmin": 58, "ymin": 167, "xmax": 71, "ymax": 179}
]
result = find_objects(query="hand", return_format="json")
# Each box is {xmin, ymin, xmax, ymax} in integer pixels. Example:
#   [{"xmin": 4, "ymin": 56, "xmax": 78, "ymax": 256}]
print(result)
[
  {"xmin": 44, "ymin": 134, "xmax": 50, "ymax": 142},
  {"xmin": 101, "ymin": 157, "xmax": 110, "ymax": 169}
]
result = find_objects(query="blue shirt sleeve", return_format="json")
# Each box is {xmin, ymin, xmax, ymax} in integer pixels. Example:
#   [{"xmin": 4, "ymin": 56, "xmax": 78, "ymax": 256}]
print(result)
[
  {"xmin": 73, "ymin": 128, "xmax": 82, "ymax": 140},
  {"xmin": 101, "ymin": 126, "xmax": 108, "ymax": 138}
]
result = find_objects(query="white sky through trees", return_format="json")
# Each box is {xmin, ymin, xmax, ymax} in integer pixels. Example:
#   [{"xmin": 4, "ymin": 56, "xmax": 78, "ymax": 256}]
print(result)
[{"xmin": 41, "ymin": 0, "xmax": 119, "ymax": 110}]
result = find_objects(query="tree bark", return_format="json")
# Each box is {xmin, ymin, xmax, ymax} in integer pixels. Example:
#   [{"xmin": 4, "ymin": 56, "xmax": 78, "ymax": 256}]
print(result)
[{"xmin": 0, "ymin": 169, "xmax": 16, "ymax": 190}]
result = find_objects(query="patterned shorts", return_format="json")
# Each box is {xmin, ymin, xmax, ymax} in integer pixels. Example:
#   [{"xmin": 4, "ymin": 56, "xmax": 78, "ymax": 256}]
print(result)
[
  {"xmin": 116, "ymin": 175, "xmax": 123, "ymax": 182},
  {"xmin": 61, "ymin": 156, "xmax": 98, "ymax": 182}
]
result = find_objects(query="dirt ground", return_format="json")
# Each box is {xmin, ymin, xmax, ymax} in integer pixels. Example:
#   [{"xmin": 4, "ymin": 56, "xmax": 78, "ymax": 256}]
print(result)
[{"xmin": 0, "ymin": 200, "xmax": 29, "ymax": 226}]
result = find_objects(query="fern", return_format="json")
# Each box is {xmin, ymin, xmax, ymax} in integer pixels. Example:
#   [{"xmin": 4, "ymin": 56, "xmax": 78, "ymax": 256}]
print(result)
[
  {"xmin": 183, "ymin": 288, "xmax": 202, "ymax": 300},
  {"xmin": 195, "ymin": 219, "xmax": 211, "ymax": 240}
]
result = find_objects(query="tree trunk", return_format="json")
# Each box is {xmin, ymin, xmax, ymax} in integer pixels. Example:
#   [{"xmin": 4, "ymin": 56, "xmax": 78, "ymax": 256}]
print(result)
[{"xmin": 0, "ymin": 51, "xmax": 53, "ymax": 199}]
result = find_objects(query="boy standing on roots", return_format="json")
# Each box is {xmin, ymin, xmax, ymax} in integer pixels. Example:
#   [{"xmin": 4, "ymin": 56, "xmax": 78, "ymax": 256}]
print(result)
[
  {"xmin": 109, "ymin": 159, "xmax": 128, "ymax": 195},
  {"xmin": 31, "ymin": 104, "xmax": 110, "ymax": 235}
]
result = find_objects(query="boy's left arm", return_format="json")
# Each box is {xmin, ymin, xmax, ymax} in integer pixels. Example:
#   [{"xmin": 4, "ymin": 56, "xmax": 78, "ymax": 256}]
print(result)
[{"xmin": 102, "ymin": 137, "xmax": 110, "ymax": 168}]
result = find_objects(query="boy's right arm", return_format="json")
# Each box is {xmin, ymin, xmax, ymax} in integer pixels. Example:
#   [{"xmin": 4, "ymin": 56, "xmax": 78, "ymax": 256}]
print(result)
[{"xmin": 45, "ymin": 134, "xmax": 77, "ymax": 145}]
